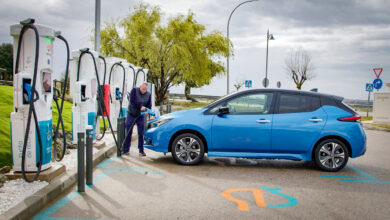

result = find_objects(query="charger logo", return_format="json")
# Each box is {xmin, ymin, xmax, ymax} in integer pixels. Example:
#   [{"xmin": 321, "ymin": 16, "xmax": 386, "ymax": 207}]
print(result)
[{"xmin": 222, "ymin": 186, "xmax": 298, "ymax": 211}]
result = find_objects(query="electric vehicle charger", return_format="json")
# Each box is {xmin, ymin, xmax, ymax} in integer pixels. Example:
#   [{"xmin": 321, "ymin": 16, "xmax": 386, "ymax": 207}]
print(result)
[
  {"xmin": 76, "ymin": 48, "xmax": 120, "ymax": 153},
  {"xmin": 12, "ymin": 18, "xmax": 47, "ymax": 182},
  {"xmin": 107, "ymin": 61, "xmax": 126, "ymax": 127},
  {"xmin": 71, "ymin": 49, "xmax": 99, "ymax": 144},
  {"xmin": 95, "ymin": 56, "xmax": 108, "ymax": 140}
]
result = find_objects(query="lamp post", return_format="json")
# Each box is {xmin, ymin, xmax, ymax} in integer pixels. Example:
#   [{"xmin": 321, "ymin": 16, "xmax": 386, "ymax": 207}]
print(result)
[
  {"xmin": 94, "ymin": 0, "xmax": 101, "ymax": 53},
  {"xmin": 264, "ymin": 28, "xmax": 274, "ymax": 88},
  {"xmin": 227, "ymin": 0, "xmax": 258, "ymax": 95}
]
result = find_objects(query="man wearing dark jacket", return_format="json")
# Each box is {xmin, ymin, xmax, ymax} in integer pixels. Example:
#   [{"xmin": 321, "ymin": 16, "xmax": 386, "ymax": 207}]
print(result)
[{"xmin": 123, "ymin": 82, "xmax": 151, "ymax": 156}]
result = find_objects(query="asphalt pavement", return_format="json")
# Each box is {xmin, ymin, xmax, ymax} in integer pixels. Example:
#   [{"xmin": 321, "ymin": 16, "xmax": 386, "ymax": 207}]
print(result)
[{"xmin": 34, "ymin": 129, "xmax": 390, "ymax": 220}]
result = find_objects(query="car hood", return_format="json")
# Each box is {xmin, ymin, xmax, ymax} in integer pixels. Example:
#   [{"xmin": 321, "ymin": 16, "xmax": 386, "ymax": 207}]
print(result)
[{"xmin": 161, "ymin": 107, "xmax": 205, "ymax": 119}]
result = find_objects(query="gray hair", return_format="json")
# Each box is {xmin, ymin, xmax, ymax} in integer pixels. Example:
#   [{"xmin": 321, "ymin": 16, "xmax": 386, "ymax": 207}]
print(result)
[{"xmin": 140, "ymin": 82, "xmax": 148, "ymax": 87}]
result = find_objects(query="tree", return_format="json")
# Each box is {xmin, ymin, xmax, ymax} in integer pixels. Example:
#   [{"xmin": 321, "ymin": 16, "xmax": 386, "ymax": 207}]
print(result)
[
  {"xmin": 284, "ymin": 48, "xmax": 315, "ymax": 90},
  {"xmin": 233, "ymin": 80, "xmax": 244, "ymax": 91},
  {"xmin": 0, "ymin": 43, "xmax": 13, "ymax": 81},
  {"xmin": 100, "ymin": 3, "xmax": 230, "ymax": 105}
]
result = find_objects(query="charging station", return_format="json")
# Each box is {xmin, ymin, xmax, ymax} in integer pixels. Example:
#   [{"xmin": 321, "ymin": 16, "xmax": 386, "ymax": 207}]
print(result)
[
  {"xmin": 122, "ymin": 62, "xmax": 136, "ymax": 114},
  {"xmin": 69, "ymin": 49, "xmax": 98, "ymax": 144},
  {"xmin": 10, "ymin": 21, "xmax": 55, "ymax": 172},
  {"xmin": 105, "ymin": 57, "xmax": 126, "ymax": 131}
]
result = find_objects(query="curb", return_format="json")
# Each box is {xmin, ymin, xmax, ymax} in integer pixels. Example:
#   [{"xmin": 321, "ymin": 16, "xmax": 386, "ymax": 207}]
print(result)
[
  {"xmin": 0, "ymin": 135, "xmax": 128, "ymax": 220},
  {"xmin": 363, "ymin": 124, "xmax": 390, "ymax": 132}
]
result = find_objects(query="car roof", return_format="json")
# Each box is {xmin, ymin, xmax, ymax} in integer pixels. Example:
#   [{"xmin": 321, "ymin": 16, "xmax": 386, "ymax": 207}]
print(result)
[{"xmin": 237, "ymin": 88, "xmax": 343, "ymax": 100}]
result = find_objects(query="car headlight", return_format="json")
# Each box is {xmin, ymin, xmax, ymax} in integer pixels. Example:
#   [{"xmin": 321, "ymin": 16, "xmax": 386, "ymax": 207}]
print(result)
[{"xmin": 149, "ymin": 118, "xmax": 172, "ymax": 128}]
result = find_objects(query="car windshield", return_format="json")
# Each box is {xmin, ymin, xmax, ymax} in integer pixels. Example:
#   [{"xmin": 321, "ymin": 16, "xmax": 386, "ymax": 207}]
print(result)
[{"xmin": 204, "ymin": 91, "xmax": 241, "ymax": 108}]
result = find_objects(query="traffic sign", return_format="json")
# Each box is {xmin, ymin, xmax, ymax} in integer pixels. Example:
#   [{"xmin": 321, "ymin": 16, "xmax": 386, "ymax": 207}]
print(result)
[
  {"xmin": 262, "ymin": 78, "xmax": 269, "ymax": 88},
  {"xmin": 373, "ymin": 68, "xmax": 383, "ymax": 78},
  {"xmin": 366, "ymin": 83, "xmax": 373, "ymax": 92},
  {"xmin": 373, "ymin": 78, "xmax": 383, "ymax": 90},
  {"xmin": 245, "ymin": 80, "xmax": 252, "ymax": 88}
]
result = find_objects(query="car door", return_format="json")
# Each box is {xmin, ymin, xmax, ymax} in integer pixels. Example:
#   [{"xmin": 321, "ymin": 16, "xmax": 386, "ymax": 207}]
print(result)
[
  {"xmin": 271, "ymin": 93, "xmax": 327, "ymax": 154},
  {"xmin": 211, "ymin": 92, "xmax": 274, "ymax": 153}
]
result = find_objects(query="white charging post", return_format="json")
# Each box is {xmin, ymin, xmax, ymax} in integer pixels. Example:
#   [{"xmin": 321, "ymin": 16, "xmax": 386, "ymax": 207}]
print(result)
[
  {"xmin": 70, "ymin": 50, "xmax": 98, "ymax": 144},
  {"xmin": 106, "ymin": 57, "xmax": 125, "ymax": 131},
  {"xmin": 10, "ymin": 23, "xmax": 55, "ymax": 172}
]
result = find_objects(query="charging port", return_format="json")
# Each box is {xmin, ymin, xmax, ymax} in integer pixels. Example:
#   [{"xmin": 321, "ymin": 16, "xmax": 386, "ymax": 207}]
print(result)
[
  {"xmin": 81, "ymin": 84, "xmax": 88, "ymax": 102},
  {"xmin": 22, "ymin": 78, "xmax": 32, "ymax": 104}
]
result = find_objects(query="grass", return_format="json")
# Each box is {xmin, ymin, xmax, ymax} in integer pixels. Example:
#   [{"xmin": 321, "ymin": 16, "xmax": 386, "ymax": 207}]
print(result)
[
  {"xmin": 377, "ymin": 125, "xmax": 390, "ymax": 130},
  {"xmin": 361, "ymin": 116, "xmax": 372, "ymax": 121},
  {"xmin": 0, "ymin": 85, "xmax": 73, "ymax": 168},
  {"xmin": 171, "ymin": 100, "xmax": 210, "ymax": 110},
  {"xmin": 0, "ymin": 85, "xmax": 13, "ymax": 168}
]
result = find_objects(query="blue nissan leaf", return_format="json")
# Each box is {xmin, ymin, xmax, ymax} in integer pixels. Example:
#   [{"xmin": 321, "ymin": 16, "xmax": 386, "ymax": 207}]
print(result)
[{"xmin": 144, "ymin": 89, "xmax": 366, "ymax": 172}]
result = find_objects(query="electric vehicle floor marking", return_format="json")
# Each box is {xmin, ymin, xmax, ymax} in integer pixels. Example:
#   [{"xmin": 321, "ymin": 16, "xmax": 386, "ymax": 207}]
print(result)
[
  {"xmin": 35, "ymin": 152, "xmax": 163, "ymax": 220},
  {"xmin": 320, "ymin": 164, "xmax": 390, "ymax": 184},
  {"xmin": 221, "ymin": 187, "xmax": 298, "ymax": 211}
]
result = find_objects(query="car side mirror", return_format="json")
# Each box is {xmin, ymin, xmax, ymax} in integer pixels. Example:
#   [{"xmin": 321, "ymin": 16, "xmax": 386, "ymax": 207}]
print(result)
[{"xmin": 218, "ymin": 106, "xmax": 229, "ymax": 116}]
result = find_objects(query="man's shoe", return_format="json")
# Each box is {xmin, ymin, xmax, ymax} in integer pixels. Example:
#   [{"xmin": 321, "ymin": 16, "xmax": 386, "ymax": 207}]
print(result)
[
  {"xmin": 123, "ymin": 151, "xmax": 130, "ymax": 155},
  {"xmin": 139, "ymin": 152, "xmax": 146, "ymax": 157}
]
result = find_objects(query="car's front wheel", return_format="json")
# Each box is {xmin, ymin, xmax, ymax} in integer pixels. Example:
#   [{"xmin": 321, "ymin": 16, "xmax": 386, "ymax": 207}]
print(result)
[
  {"xmin": 171, "ymin": 133, "xmax": 204, "ymax": 165},
  {"xmin": 314, "ymin": 139, "xmax": 349, "ymax": 172}
]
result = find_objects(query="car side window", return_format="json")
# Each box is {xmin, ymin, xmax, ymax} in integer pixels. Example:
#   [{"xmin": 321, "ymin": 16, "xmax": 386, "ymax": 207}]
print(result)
[
  {"xmin": 226, "ymin": 93, "xmax": 273, "ymax": 115},
  {"xmin": 278, "ymin": 94, "xmax": 321, "ymax": 114}
]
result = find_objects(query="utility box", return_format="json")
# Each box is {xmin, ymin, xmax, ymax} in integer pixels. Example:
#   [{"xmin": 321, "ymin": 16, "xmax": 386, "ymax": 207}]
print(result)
[{"xmin": 373, "ymin": 92, "xmax": 390, "ymax": 124}]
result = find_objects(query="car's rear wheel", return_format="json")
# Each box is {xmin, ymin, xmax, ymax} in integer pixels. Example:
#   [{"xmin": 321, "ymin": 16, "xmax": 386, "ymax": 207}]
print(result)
[
  {"xmin": 171, "ymin": 133, "xmax": 204, "ymax": 165},
  {"xmin": 314, "ymin": 139, "xmax": 349, "ymax": 172}
]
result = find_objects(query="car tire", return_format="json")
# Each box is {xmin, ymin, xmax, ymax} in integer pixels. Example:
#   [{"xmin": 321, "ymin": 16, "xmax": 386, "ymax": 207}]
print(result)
[
  {"xmin": 314, "ymin": 139, "xmax": 349, "ymax": 172},
  {"xmin": 171, "ymin": 133, "xmax": 204, "ymax": 165}
]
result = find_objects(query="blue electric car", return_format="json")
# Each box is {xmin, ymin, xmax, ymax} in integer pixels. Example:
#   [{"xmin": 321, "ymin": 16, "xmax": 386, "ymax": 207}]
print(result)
[{"xmin": 144, "ymin": 89, "xmax": 366, "ymax": 172}]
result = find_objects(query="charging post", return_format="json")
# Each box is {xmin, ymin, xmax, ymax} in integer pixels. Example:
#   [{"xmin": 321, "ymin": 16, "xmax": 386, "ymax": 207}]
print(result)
[
  {"xmin": 86, "ymin": 126, "xmax": 93, "ymax": 186},
  {"xmin": 77, "ymin": 132, "xmax": 85, "ymax": 193},
  {"xmin": 117, "ymin": 117, "xmax": 125, "ymax": 157}
]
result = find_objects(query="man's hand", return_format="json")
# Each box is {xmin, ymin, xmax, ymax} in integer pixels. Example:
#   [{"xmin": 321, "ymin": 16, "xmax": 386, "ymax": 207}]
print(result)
[{"xmin": 140, "ymin": 106, "xmax": 146, "ymax": 111}]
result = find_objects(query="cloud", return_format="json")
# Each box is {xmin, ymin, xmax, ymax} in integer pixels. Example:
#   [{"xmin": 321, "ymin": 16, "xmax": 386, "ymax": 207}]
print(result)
[{"xmin": 0, "ymin": 0, "xmax": 389, "ymax": 99}]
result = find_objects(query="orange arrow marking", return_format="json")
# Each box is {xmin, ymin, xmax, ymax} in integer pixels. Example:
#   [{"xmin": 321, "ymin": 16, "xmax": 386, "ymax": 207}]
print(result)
[{"xmin": 221, "ymin": 188, "xmax": 266, "ymax": 211}]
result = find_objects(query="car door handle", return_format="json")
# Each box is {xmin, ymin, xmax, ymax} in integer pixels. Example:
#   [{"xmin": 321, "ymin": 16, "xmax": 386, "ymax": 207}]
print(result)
[
  {"xmin": 309, "ymin": 118, "xmax": 323, "ymax": 122},
  {"xmin": 256, "ymin": 119, "xmax": 271, "ymax": 123}
]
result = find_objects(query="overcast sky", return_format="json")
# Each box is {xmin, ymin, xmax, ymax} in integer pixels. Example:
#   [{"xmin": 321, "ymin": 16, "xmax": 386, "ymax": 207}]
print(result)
[{"xmin": 1, "ymin": 0, "xmax": 389, "ymax": 100}]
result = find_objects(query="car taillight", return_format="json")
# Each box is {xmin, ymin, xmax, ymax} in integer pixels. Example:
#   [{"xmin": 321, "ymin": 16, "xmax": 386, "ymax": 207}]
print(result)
[{"xmin": 338, "ymin": 115, "xmax": 361, "ymax": 122}]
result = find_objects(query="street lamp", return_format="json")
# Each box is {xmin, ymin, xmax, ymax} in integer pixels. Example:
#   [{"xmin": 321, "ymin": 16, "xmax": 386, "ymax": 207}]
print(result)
[
  {"xmin": 264, "ymin": 28, "xmax": 275, "ymax": 88},
  {"xmin": 227, "ymin": 0, "xmax": 259, "ymax": 95}
]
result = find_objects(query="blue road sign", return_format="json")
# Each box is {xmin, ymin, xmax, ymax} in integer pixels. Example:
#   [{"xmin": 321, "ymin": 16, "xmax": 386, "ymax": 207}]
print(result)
[
  {"xmin": 245, "ymin": 80, "xmax": 252, "ymax": 88},
  {"xmin": 366, "ymin": 83, "xmax": 373, "ymax": 92},
  {"xmin": 373, "ymin": 78, "xmax": 383, "ymax": 90}
]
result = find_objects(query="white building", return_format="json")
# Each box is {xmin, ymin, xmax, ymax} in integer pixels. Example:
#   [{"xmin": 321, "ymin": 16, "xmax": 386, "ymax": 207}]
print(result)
[{"xmin": 373, "ymin": 83, "xmax": 390, "ymax": 124}]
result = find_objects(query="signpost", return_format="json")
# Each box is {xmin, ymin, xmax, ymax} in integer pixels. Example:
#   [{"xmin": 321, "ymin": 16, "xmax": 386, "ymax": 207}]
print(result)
[
  {"xmin": 367, "ymin": 68, "xmax": 384, "ymax": 117},
  {"xmin": 373, "ymin": 78, "xmax": 383, "ymax": 90},
  {"xmin": 245, "ymin": 80, "xmax": 252, "ymax": 88},
  {"xmin": 366, "ymin": 83, "xmax": 373, "ymax": 117},
  {"xmin": 373, "ymin": 68, "xmax": 383, "ymax": 91}
]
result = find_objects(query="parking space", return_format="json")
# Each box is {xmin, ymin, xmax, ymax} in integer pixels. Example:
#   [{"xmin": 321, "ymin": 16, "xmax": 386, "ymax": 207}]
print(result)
[{"xmin": 35, "ymin": 129, "xmax": 390, "ymax": 219}]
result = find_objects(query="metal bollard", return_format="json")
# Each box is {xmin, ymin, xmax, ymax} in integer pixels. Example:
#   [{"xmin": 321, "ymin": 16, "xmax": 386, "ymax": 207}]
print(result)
[
  {"xmin": 166, "ymin": 102, "xmax": 172, "ymax": 113},
  {"xmin": 77, "ymin": 132, "xmax": 85, "ymax": 193},
  {"xmin": 86, "ymin": 127, "xmax": 93, "ymax": 186},
  {"xmin": 159, "ymin": 103, "xmax": 163, "ymax": 115},
  {"xmin": 117, "ymin": 117, "xmax": 125, "ymax": 157}
]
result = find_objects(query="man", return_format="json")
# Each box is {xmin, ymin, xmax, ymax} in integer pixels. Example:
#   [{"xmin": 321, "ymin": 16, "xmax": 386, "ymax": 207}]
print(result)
[{"xmin": 123, "ymin": 82, "xmax": 151, "ymax": 156}]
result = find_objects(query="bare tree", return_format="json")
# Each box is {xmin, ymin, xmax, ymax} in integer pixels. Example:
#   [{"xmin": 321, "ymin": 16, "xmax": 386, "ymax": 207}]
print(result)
[
  {"xmin": 285, "ymin": 48, "xmax": 315, "ymax": 90},
  {"xmin": 233, "ymin": 80, "xmax": 244, "ymax": 91}
]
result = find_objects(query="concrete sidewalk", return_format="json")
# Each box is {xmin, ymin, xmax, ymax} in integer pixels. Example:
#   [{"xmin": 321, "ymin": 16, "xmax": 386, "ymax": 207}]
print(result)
[{"xmin": 0, "ymin": 130, "xmax": 138, "ymax": 220}]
